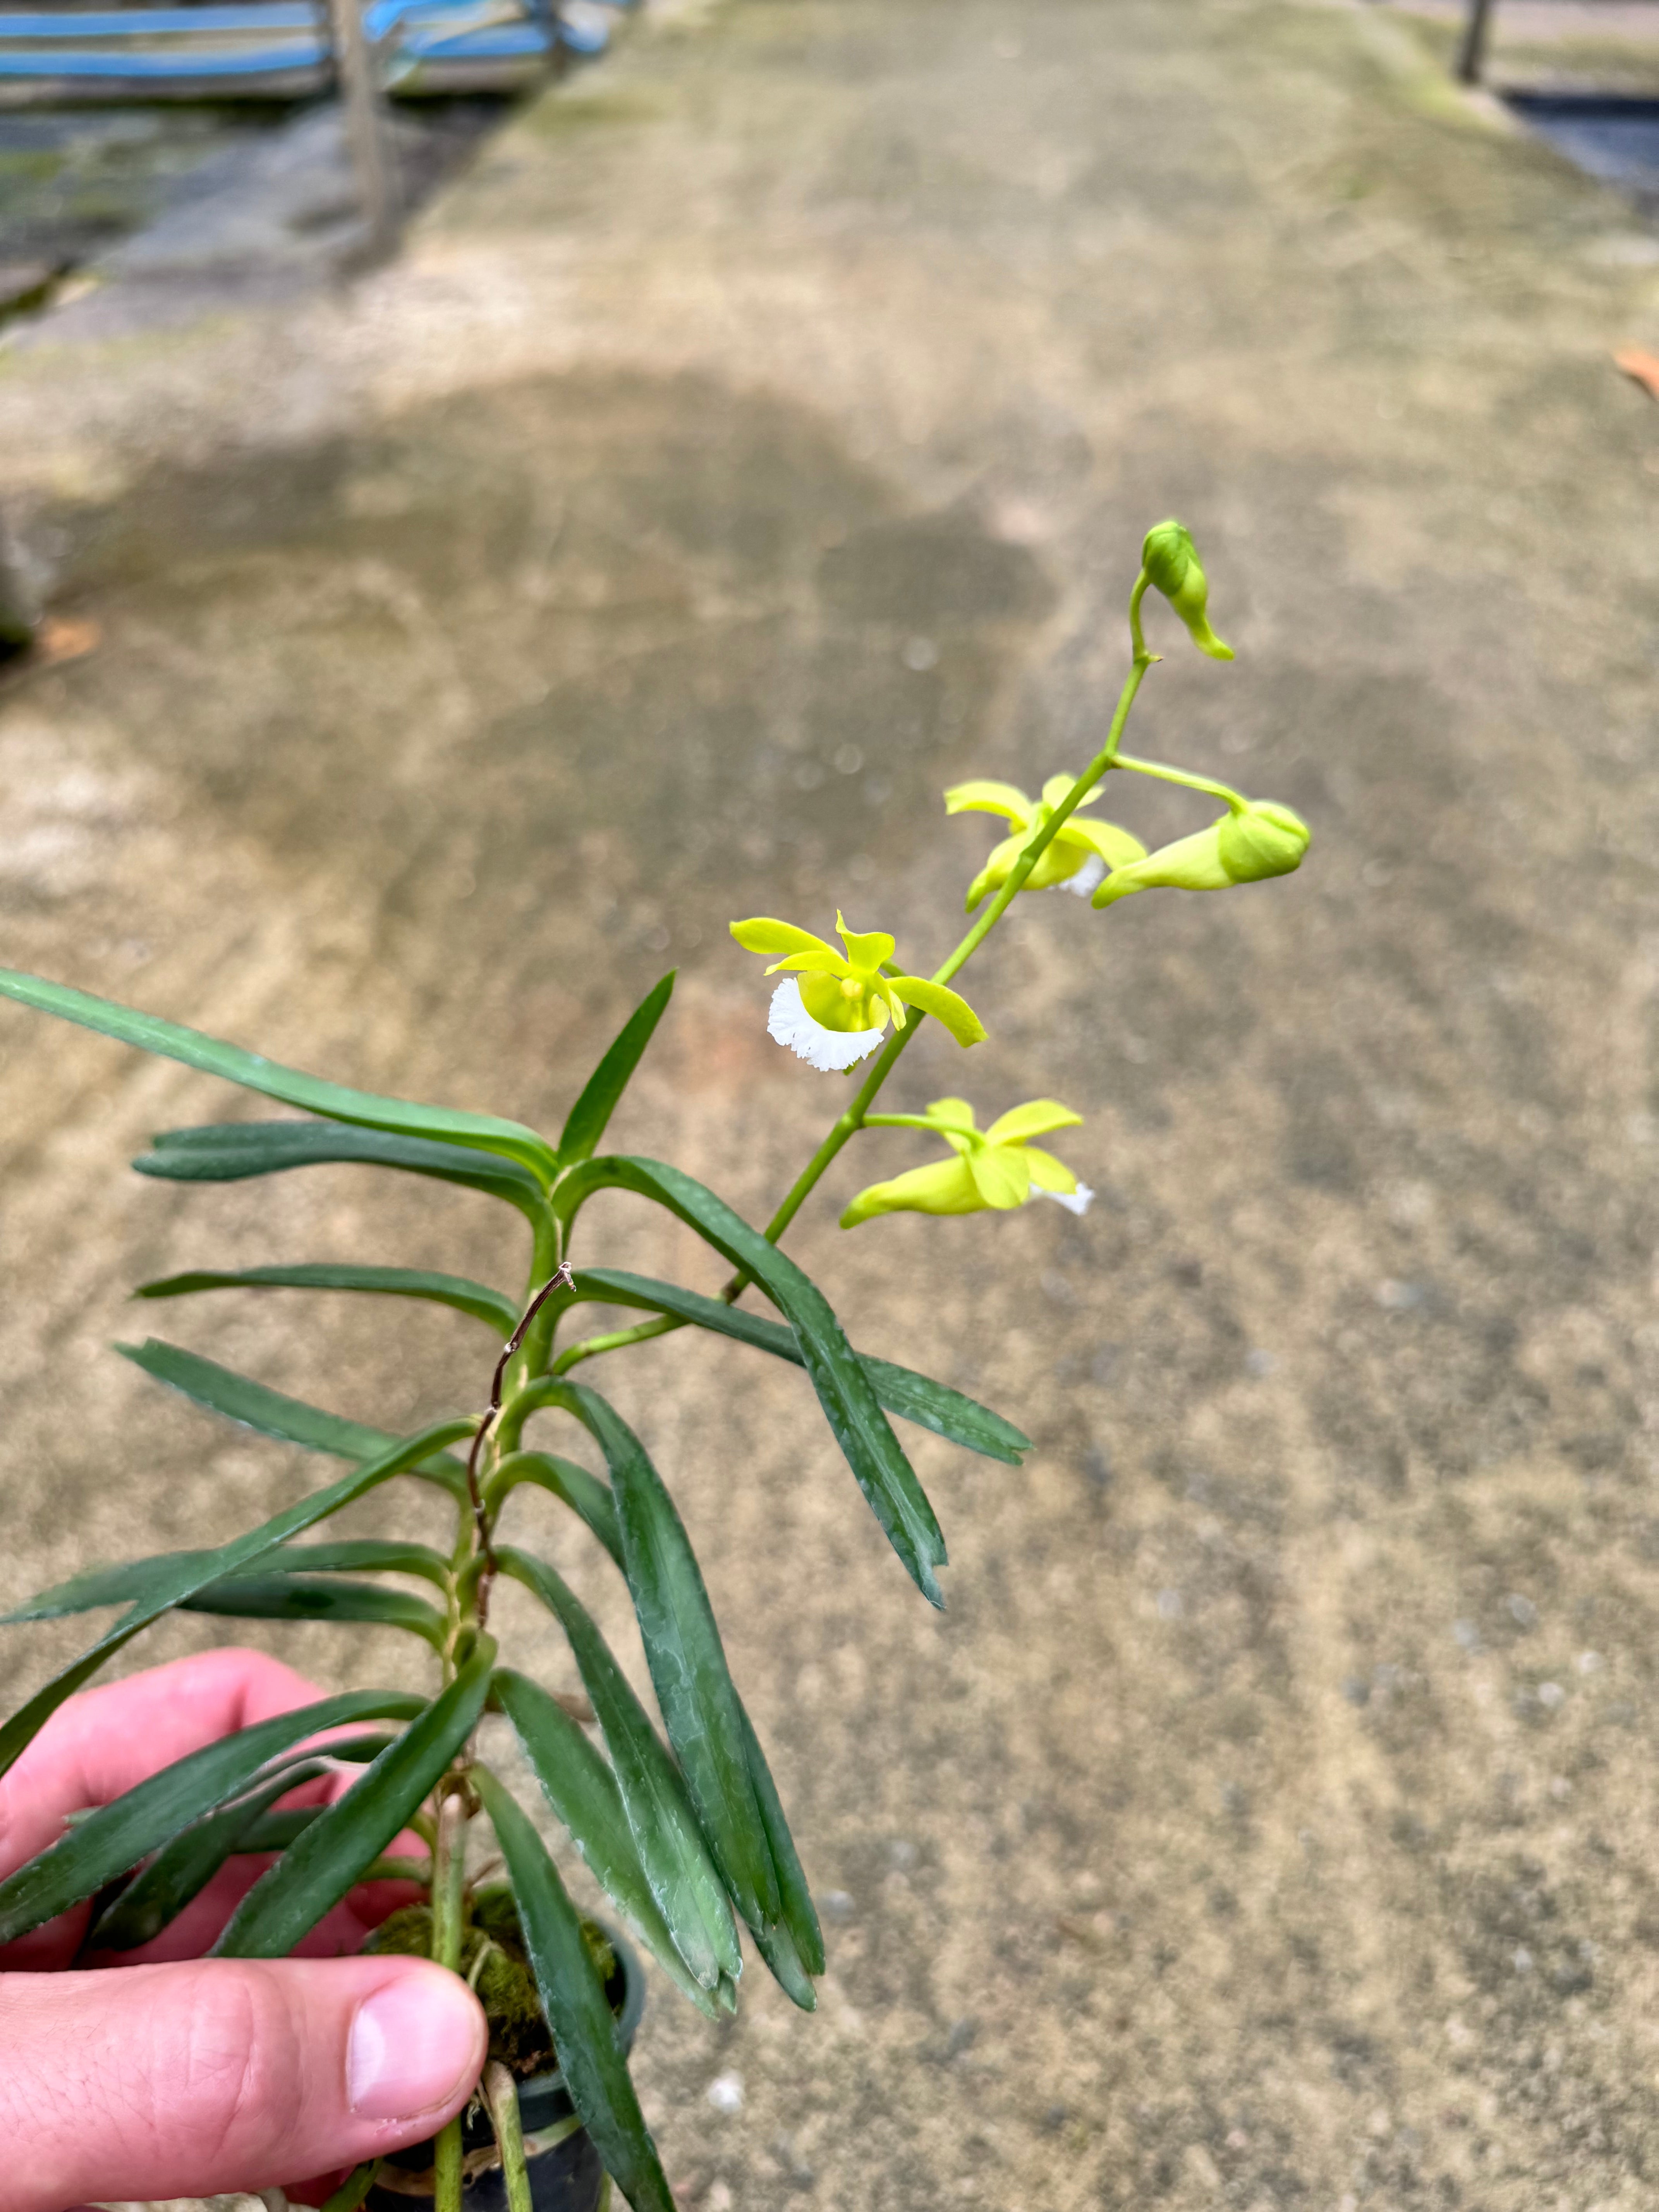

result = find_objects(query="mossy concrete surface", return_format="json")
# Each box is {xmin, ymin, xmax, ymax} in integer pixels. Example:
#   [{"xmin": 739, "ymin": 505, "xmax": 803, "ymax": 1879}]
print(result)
[{"xmin": 7, "ymin": 1, "xmax": 1659, "ymax": 2207}]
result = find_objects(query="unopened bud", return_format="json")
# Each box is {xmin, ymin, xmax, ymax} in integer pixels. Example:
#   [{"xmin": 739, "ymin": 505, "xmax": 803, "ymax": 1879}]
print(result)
[
  {"xmin": 1140, "ymin": 519, "xmax": 1233, "ymax": 661},
  {"xmin": 1093, "ymin": 799, "xmax": 1309, "ymax": 908},
  {"xmin": 1216, "ymin": 800, "xmax": 1309, "ymax": 883}
]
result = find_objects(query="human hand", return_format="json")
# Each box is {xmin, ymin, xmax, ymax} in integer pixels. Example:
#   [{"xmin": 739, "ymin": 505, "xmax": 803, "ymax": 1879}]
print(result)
[{"xmin": 0, "ymin": 1648, "xmax": 487, "ymax": 2212}]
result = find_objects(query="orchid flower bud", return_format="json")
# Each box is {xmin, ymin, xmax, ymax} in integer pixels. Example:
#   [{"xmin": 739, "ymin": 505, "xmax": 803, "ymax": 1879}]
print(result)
[
  {"xmin": 1092, "ymin": 798, "xmax": 1309, "ymax": 908},
  {"xmin": 1140, "ymin": 519, "xmax": 1234, "ymax": 661}
]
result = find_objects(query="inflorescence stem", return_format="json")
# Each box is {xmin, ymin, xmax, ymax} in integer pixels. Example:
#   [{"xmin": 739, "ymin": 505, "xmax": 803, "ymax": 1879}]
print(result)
[{"xmin": 549, "ymin": 569, "xmax": 1159, "ymax": 1367}]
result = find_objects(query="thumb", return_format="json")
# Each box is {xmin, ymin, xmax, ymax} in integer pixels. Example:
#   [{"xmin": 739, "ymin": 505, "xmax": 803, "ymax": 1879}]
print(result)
[{"xmin": 0, "ymin": 1954, "xmax": 487, "ymax": 2212}]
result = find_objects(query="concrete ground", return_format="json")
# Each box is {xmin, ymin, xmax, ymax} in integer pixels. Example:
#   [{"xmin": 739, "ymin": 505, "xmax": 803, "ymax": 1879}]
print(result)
[{"xmin": 5, "ymin": 0, "xmax": 1659, "ymax": 2206}]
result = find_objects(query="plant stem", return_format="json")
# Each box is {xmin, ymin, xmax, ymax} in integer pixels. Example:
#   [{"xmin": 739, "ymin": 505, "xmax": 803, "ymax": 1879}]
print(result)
[
  {"xmin": 319, "ymin": 2167, "xmax": 376, "ymax": 2212},
  {"xmin": 431, "ymin": 1790, "xmax": 470, "ymax": 2212},
  {"xmin": 483, "ymin": 2061, "xmax": 535, "ymax": 2212}
]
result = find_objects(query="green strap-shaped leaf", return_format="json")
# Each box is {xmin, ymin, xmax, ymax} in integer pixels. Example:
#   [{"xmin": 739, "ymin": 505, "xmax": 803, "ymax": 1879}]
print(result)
[
  {"xmin": 135, "ymin": 1262, "xmax": 518, "ymax": 1337},
  {"xmin": 134, "ymin": 1123, "xmax": 548, "ymax": 1223},
  {"xmin": 528, "ymin": 1388, "xmax": 781, "ymax": 1935},
  {"xmin": 571, "ymin": 1268, "xmax": 1030, "ymax": 1464},
  {"xmin": 117, "ymin": 1339, "xmax": 471, "ymax": 1500},
  {"xmin": 557, "ymin": 973, "xmax": 675, "ymax": 1170},
  {"xmin": 90, "ymin": 1756, "xmax": 338, "ymax": 1952},
  {"xmin": 180, "ymin": 1573, "xmax": 447, "ymax": 1646},
  {"xmin": 734, "ymin": 1698, "xmax": 823, "ymax": 1990},
  {"xmin": 554, "ymin": 1158, "xmax": 946, "ymax": 1604},
  {"xmin": 494, "ymin": 1669, "xmax": 725, "ymax": 2019},
  {"xmin": 261, "ymin": 1538, "xmax": 453, "ymax": 1588},
  {"xmin": 235, "ymin": 1804, "xmax": 328, "ymax": 1853},
  {"xmin": 487, "ymin": 1451, "xmax": 623, "ymax": 1568},
  {"xmin": 3, "ymin": 1537, "xmax": 452, "ymax": 1623},
  {"xmin": 0, "ymin": 969, "xmax": 559, "ymax": 1186},
  {"xmin": 215, "ymin": 1643, "xmax": 495, "ymax": 1958},
  {"xmin": 0, "ymin": 1417, "xmax": 472, "ymax": 1784},
  {"xmin": 497, "ymin": 1547, "xmax": 738, "ymax": 1991},
  {"xmin": 0, "ymin": 1689, "xmax": 423, "ymax": 1945},
  {"xmin": 473, "ymin": 1766, "xmax": 676, "ymax": 2212}
]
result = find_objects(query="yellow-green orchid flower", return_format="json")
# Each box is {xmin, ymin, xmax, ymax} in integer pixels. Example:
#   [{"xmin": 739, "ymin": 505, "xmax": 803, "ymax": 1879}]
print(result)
[
  {"xmin": 842, "ymin": 1097, "xmax": 1090, "ymax": 1226},
  {"xmin": 1092, "ymin": 797, "xmax": 1310, "ymax": 908},
  {"xmin": 730, "ymin": 913, "xmax": 987, "ymax": 1073},
  {"xmin": 945, "ymin": 774, "xmax": 1147, "ymax": 912},
  {"xmin": 1141, "ymin": 519, "xmax": 1234, "ymax": 661}
]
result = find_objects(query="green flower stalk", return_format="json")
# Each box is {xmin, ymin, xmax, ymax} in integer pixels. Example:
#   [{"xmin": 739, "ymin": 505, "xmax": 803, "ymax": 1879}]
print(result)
[
  {"xmin": 946, "ymin": 775, "xmax": 1147, "ymax": 910},
  {"xmin": 843, "ymin": 1099, "xmax": 1089, "ymax": 1226},
  {"xmin": 1140, "ymin": 518, "xmax": 1234, "ymax": 661}
]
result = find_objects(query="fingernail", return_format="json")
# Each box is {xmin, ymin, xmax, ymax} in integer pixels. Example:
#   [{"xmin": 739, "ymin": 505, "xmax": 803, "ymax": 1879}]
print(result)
[{"xmin": 348, "ymin": 1968, "xmax": 484, "ymax": 2120}]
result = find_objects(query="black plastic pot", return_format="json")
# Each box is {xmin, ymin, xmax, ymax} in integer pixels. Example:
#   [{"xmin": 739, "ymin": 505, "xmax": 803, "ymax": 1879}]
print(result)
[{"xmin": 366, "ymin": 1926, "xmax": 644, "ymax": 2212}]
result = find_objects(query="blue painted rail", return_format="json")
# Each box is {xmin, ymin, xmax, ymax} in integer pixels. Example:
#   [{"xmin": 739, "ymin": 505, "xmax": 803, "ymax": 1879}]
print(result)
[{"xmin": 0, "ymin": 0, "xmax": 627, "ymax": 99}]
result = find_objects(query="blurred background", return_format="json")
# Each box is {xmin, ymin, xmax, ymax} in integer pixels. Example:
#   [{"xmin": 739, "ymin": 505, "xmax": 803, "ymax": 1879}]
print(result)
[{"xmin": 4, "ymin": 1, "xmax": 1659, "ymax": 2207}]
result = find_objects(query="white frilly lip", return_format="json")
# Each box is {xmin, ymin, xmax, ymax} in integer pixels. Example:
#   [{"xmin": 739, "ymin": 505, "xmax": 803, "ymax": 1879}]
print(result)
[
  {"xmin": 768, "ymin": 979, "xmax": 888, "ymax": 1072},
  {"xmin": 1058, "ymin": 854, "xmax": 1108, "ymax": 899},
  {"xmin": 1039, "ymin": 1181, "xmax": 1094, "ymax": 1216}
]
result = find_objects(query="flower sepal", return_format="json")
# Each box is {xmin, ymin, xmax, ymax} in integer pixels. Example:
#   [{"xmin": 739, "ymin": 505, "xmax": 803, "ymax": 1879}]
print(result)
[{"xmin": 842, "ymin": 1096, "xmax": 1091, "ymax": 1226}]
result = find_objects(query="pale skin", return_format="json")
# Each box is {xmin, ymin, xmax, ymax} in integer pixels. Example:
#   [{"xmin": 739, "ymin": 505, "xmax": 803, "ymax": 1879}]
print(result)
[{"xmin": 0, "ymin": 1649, "xmax": 488, "ymax": 2211}]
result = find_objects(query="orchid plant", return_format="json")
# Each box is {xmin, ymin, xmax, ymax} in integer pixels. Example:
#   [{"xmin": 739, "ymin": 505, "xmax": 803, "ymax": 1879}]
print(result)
[{"xmin": 0, "ymin": 522, "xmax": 1306, "ymax": 2212}]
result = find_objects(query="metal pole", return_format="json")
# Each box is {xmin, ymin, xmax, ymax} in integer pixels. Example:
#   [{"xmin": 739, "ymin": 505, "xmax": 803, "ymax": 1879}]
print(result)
[
  {"xmin": 1455, "ymin": 0, "xmax": 1497, "ymax": 84},
  {"xmin": 326, "ymin": 0, "xmax": 399, "ymax": 252}
]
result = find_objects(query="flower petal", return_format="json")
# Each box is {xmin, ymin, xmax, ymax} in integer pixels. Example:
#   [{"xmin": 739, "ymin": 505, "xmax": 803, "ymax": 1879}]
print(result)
[
  {"xmin": 732, "ymin": 918, "xmax": 838, "ymax": 960},
  {"xmin": 1058, "ymin": 853, "xmax": 1107, "ymax": 899},
  {"xmin": 834, "ymin": 914, "xmax": 897, "ymax": 972},
  {"xmin": 1037, "ymin": 1180, "xmax": 1094, "ymax": 1216},
  {"xmin": 1058, "ymin": 818, "xmax": 1147, "ymax": 870},
  {"xmin": 944, "ymin": 780, "xmax": 1033, "ymax": 825},
  {"xmin": 768, "ymin": 980, "xmax": 888, "ymax": 1072},
  {"xmin": 1022, "ymin": 1144, "xmax": 1077, "ymax": 1192},
  {"xmin": 986, "ymin": 1101, "xmax": 1084, "ymax": 1146},
  {"xmin": 965, "ymin": 831, "xmax": 1030, "ymax": 912},
  {"xmin": 924, "ymin": 1097, "xmax": 978, "ymax": 1133},
  {"xmin": 840, "ymin": 1156, "xmax": 982, "ymax": 1227},
  {"xmin": 889, "ymin": 977, "xmax": 987, "ymax": 1047},
  {"xmin": 967, "ymin": 1143, "xmax": 1031, "ymax": 1209},
  {"xmin": 764, "ymin": 947, "xmax": 852, "ymax": 977}
]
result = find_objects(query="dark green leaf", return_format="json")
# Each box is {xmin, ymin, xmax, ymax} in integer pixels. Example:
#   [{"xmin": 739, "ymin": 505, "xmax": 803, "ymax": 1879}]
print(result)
[
  {"xmin": 497, "ymin": 1547, "xmax": 738, "ymax": 1991},
  {"xmin": 262, "ymin": 1538, "xmax": 453, "ymax": 1589},
  {"xmin": 215, "ymin": 1644, "xmax": 494, "ymax": 1958},
  {"xmin": 473, "ymin": 1767, "xmax": 676, "ymax": 2212},
  {"xmin": 116, "ymin": 1339, "xmax": 470, "ymax": 1499},
  {"xmin": 0, "ymin": 1416, "xmax": 472, "ymax": 1783},
  {"xmin": 494, "ymin": 1668, "xmax": 721, "ymax": 2018},
  {"xmin": 92, "ymin": 1729, "xmax": 397, "ymax": 1945},
  {"xmin": 487, "ymin": 1451, "xmax": 623, "ymax": 1569},
  {"xmin": 135, "ymin": 1123, "xmax": 548, "ymax": 1222},
  {"xmin": 235, "ymin": 1805, "xmax": 327, "ymax": 1853},
  {"xmin": 135, "ymin": 1262, "xmax": 518, "ymax": 1337},
  {"xmin": 0, "ymin": 969, "xmax": 558, "ymax": 1185},
  {"xmin": 571, "ymin": 1268, "xmax": 1030, "ymax": 1463},
  {"xmin": 89, "ymin": 1757, "xmax": 335, "ymax": 1952},
  {"xmin": 2, "ymin": 1537, "xmax": 452, "ymax": 1624},
  {"xmin": 180, "ymin": 1573, "xmax": 446, "ymax": 1646},
  {"xmin": 734, "ymin": 1699, "xmax": 823, "ymax": 1985},
  {"xmin": 555, "ymin": 1159, "xmax": 946, "ymax": 1603},
  {"xmin": 557, "ymin": 973, "xmax": 675, "ymax": 1170},
  {"xmin": 529, "ymin": 1388, "xmax": 780, "ymax": 1934},
  {"xmin": 0, "ymin": 1689, "xmax": 424, "ymax": 1944}
]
